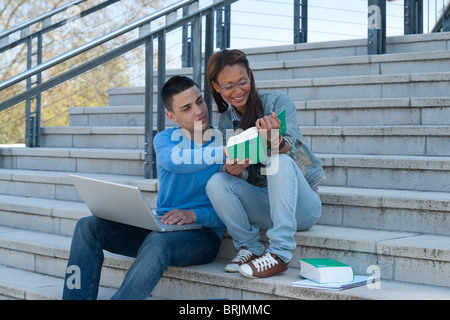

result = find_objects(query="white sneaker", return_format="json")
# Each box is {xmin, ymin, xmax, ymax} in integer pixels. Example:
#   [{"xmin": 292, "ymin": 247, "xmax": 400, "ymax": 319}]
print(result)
[{"xmin": 224, "ymin": 247, "xmax": 260, "ymax": 273}]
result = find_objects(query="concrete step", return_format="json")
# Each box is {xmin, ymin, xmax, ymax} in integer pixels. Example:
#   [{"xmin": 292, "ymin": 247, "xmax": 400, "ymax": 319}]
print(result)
[
  {"xmin": 1, "ymin": 224, "xmax": 450, "ymax": 297},
  {"xmin": 298, "ymin": 97, "xmax": 450, "ymax": 126},
  {"xmin": 0, "ymin": 264, "xmax": 117, "ymax": 300},
  {"xmin": 3, "ymin": 260, "xmax": 450, "ymax": 300},
  {"xmin": 257, "ymin": 72, "xmax": 450, "ymax": 101},
  {"xmin": 0, "ymin": 169, "xmax": 448, "ymax": 236},
  {"xmin": 40, "ymin": 124, "xmax": 450, "ymax": 157},
  {"xmin": 131, "ymin": 48, "xmax": 450, "ymax": 88},
  {"xmin": 1, "ymin": 147, "xmax": 449, "ymax": 192},
  {"xmin": 243, "ymin": 33, "xmax": 450, "ymax": 62},
  {"xmin": 319, "ymin": 186, "xmax": 450, "ymax": 236},
  {"xmin": 250, "ymin": 50, "xmax": 450, "ymax": 81},
  {"xmin": 303, "ymin": 125, "xmax": 450, "ymax": 156},
  {"xmin": 1, "ymin": 184, "xmax": 449, "ymax": 237},
  {"xmin": 319, "ymin": 154, "xmax": 450, "ymax": 193},
  {"xmin": 0, "ymin": 169, "xmax": 158, "ymax": 202},
  {"xmin": 68, "ymin": 97, "xmax": 450, "ymax": 127},
  {"xmin": 0, "ymin": 147, "xmax": 145, "ymax": 176},
  {"xmin": 105, "ymin": 71, "xmax": 450, "ymax": 110}
]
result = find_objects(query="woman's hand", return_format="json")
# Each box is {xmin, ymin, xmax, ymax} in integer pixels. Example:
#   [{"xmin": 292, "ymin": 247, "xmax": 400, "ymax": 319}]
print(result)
[{"xmin": 255, "ymin": 112, "xmax": 281, "ymax": 146}]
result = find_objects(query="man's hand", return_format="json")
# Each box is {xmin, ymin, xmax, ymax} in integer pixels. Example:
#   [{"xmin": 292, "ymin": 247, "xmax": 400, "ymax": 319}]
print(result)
[
  {"xmin": 223, "ymin": 147, "xmax": 251, "ymax": 177},
  {"xmin": 159, "ymin": 209, "xmax": 196, "ymax": 225}
]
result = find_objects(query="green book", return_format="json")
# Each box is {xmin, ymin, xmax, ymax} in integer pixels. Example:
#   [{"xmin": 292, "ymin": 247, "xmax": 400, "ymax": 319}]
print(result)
[
  {"xmin": 277, "ymin": 109, "xmax": 286, "ymax": 135},
  {"xmin": 225, "ymin": 109, "xmax": 286, "ymax": 164},
  {"xmin": 226, "ymin": 127, "xmax": 267, "ymax": 163},
  {"xmin": 298, "ymin": 258, "xmax": 354, "ymax": 284}
]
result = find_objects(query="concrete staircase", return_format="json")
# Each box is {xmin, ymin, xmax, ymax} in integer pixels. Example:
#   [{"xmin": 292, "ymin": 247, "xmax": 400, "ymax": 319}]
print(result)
[{"xmin": 1, "ymin": 32, "xmax": 450, "ymax": 300}]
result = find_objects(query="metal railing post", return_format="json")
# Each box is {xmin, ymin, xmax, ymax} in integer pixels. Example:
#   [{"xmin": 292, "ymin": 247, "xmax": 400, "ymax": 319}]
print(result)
[
  {"xmin": 181, "ymin": 6, "xmax": 193, "ymax": 68},
  {"xmin": 144, "ymin": 35, "xmax": 155, "ymax": 179},
  {"xmin": 204, "ymin": 8, "xmax": 215, "ymax": 124},
  {"xmin": 216, "ymin": 4, "xmax": 231, "ymax": 49},
  {"xmin": 368, "ymin": 0, "xmax": 386, "ymax": 55},
  {"xmin": 157, "ymin": 32, "xmax": 166, "ymax": 134},
  {"xmin": 294, "ymin": 0, "xmax": 308, "ymax": 44},
  {"xmin": 404, "ymin": 0, "xmax": 423, "ymax": 35},
  {"xmin": 25, "ymin": 31, "xmax": 43, "ymax": 147}
]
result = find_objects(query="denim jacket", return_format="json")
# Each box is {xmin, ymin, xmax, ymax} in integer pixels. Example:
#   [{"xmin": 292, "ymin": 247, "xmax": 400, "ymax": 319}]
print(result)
[{"xmin": 217, "ymin": 91, "xmax": 326, "ymax": 190}]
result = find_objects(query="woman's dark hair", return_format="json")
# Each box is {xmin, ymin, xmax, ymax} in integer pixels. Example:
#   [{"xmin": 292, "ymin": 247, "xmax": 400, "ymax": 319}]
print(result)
[{"xmin": 207, "ymin": 49, "xmax": 263, "ymax": 130}]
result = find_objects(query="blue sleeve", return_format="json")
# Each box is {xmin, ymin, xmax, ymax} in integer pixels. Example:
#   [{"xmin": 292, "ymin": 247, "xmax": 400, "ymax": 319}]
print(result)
[
  {"xmin": 154, "ymin": 129, "xmax": 225, "ymax": 174},
  {"xmin": 193, "ymin": 207, "xmax": 225, "ymax": 229}
]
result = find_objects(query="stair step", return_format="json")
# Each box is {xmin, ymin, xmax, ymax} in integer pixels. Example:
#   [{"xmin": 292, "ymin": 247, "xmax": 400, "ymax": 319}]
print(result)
[
  {"xmin": 2, "ymin": 149, "xmax": 450, "ymax": 194},
  {"xmin": 251, "ymin": 50, "xmax": 450, "ymax": 80},
  {"xmin": 1, "ymin": 185, "xmax": 449, "ymax": 237},
  {"xmin": 67, "ymin": 97, "xmax": 450, "ymax": 127},
  {"xmin": 244, "ymin": 33, "xmax": 450, "ymax": 62},
  {"xmin": 105, "ymin": 71, "xmax": 450, "ymax": 108},
  {"xmin": 258, "ymin": 72, "xmax": 450, "ymax": 101},
  {"xmin": 39, "ymin": 124, "xmax": 450, "ymax": 156},
  {"xmin": 303, "ymin": 125, "xmax": 450, "ymax": 156},
  {"xmin": 0, "ymin": 147, "xmax": 145, "ymax": 176},
  {"xmin": 0, "ymin": 167, "xmax": 449, "ymax": 235},
  {"xmin": 0, "ymin": 224, "xmax": 450, "ymax": 299},
  {"xmin": 0, "ymin": 264, "xmax": 117, "ymax": 300},
  {"xmin": 319, "ymin": 186, "xmax": 450, "ymax": 236},
  {"xmin": 319, "ymin": 154, "xmax": 450, "ymax": 192}
]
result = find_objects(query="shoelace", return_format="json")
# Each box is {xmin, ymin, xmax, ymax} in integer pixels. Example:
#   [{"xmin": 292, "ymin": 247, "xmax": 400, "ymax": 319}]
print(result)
[
  {"xmin": 251, "ymin": 253, "xmax": 278, "ymax": 272},
  {"xmin": 232, "ymin": 249, "xmax": 253, "ymax": 263}
]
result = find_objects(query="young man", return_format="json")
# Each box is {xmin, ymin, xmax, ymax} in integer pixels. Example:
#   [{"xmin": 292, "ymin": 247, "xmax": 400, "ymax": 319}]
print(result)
[{"xmin": 62, "ymin": 76, "xmax": 225, "ymax": 300}]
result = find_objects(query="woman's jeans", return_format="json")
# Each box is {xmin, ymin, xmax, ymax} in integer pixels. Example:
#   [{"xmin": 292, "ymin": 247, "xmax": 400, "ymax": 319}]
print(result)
[
  {"xmin": 62, "ymin": 216, "xmax": 221, "ymax": 300},
  {"xmin": 206, "ymin": 154, "xmax": 322, "ymax": 263}
]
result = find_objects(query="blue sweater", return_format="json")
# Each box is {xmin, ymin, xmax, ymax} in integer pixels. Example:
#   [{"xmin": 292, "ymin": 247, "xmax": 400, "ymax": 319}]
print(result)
[{"xmin": 153, "ymin": 127, "xmax": 226, "ymax": 238}]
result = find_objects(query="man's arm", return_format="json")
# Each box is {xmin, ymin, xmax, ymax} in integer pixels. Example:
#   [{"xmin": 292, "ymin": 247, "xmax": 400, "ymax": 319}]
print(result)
[{"xmin": 154, "ymin": 129, "xmax": 224, "ymax": 174}]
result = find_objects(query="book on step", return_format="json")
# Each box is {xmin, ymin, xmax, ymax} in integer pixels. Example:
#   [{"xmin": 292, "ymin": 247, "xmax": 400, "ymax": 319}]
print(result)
[
  {"xmin": 298, "ymin": 258, "xmax": 354, "ymax": 284},
  {"xmin": 292, "ymin": 275, "xmax": 379, "ymax": 291},
  {"xmin": 225, "ymin": 109, "xmax": 286, "ymax": 164}
]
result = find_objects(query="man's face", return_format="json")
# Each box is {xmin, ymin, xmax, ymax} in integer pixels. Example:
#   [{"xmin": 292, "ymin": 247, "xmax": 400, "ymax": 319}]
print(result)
[{"xmin": 165, "ymin": 85, "xmax": 209, "ymax": 140}]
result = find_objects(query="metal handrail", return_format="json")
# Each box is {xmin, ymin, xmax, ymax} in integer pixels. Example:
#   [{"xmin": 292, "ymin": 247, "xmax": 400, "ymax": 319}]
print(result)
[
  {"xmin": 0, "ymin": 0, "xmax": 238, "ymax": 179},
  {"xmin": 0, "ymin": 0, "xmax": 195, "ymax": 92},
  {"xmin": 0, "ymin": 0, "xmax": 121, "ymax": 147},
  {"xmin": 0, "ymin": 0, "xmax": 86, "ymax": 40}
]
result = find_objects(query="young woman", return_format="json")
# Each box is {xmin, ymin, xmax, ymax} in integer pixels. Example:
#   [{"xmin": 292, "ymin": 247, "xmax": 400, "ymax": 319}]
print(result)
[{"xmin": 205, "ymin": 49, "xmax": 325, "ymax": 279}]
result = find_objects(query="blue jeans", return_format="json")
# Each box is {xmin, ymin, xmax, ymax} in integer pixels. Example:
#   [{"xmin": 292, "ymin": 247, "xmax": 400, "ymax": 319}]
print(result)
[
  {"xmin": 206, "ymin": 154, "xmax": 322, "ymax": 263},
  {"xmin": 62, "ymin": 216, "xmax": 221, "ymax": 300}
]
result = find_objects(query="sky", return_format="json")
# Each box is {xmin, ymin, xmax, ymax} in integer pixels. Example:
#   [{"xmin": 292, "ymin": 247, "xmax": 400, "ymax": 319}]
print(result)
[
  {"xmin": 163, "ymin": 0, "xmax": 448, "ymax": 49},
  {"xmin": 158, "ymin": 0, "xmax": 449, "ymax": 67}
]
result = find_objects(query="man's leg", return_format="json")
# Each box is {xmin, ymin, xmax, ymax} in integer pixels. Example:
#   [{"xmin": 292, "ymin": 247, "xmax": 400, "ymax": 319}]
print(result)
[
  {"xmin": 111, "ymin": 228, "xmax": 221, "ymax": 300},
  {"xmin": 62, "ymin": 216, "xmax": 150, "ymax": 300}
]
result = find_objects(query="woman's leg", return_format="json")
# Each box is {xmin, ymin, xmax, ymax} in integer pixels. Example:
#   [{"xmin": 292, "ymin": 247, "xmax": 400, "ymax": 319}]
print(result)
[
  {"xmin": 265, "ymin": 154, "xmax": 322, "ymax": 263},
  {"xmin": 206, "ymin": 172, "xmax": 272, "ymax": 256}
]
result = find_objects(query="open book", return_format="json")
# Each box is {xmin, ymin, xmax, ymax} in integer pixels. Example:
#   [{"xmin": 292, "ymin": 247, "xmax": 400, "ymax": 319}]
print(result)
[{"xmin": 225, "ymin": 109, "xmax": 286, "ymax": 164}]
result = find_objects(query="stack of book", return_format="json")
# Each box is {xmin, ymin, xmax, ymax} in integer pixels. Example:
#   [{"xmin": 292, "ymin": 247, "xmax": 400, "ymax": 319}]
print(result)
[{"xmin": 292, "ymin": 258, "xmax": 379, "ymax": 291}]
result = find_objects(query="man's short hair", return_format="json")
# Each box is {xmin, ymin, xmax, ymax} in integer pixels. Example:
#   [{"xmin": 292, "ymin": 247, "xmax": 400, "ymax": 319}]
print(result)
[{"xmin": 161, "ymin": 76, "xmax": 200, "ymax": 111}]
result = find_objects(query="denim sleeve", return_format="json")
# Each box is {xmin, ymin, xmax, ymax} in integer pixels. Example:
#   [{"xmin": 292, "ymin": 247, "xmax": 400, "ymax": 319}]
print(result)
[{"xmin": 264, "ymin": 92, "xmax": 299, "ymax": 152}]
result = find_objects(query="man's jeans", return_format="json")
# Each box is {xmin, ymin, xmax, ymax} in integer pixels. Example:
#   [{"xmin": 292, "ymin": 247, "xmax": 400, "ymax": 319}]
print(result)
[
  {"xmin": 62, "ymin": 216, "xmax": 221, "ymax": 300},
  {"xmin": 206, "ymin": 154, "xmax": 322, "ymax": 263}
]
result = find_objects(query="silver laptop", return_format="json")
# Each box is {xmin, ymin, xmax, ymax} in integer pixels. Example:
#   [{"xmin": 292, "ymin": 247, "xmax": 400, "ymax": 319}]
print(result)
[{"xmin": 69, "ymin": 174, "xmax": 202, "ymax": 232}]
